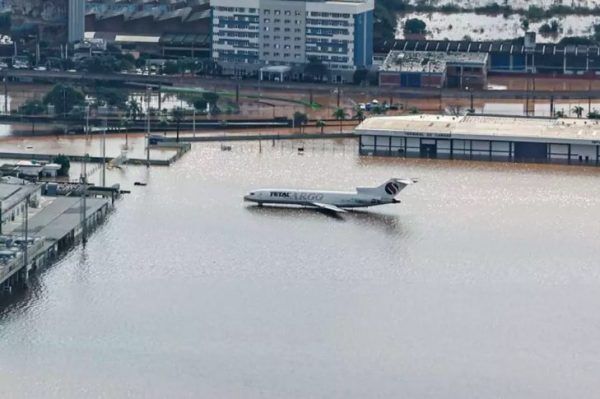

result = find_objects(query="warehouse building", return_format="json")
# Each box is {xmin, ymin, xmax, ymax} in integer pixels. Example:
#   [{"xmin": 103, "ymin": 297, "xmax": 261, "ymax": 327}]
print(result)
[
  {"xmin": 356, "ymin": 115, "xmax": 600, "ymax": 165},
  {"xmin": 393, "ymin": 33, "xmax": 600, "ymax": 76},
  {"xmin": 379, "ymin": 51, "xmax": 489, "ymax": 89}
]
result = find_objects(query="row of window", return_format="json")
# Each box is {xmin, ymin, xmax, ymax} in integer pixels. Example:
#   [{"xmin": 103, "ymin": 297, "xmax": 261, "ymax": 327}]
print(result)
[
  {"xmin": 217, "ymin": 40, "xmax": 259, "ymax": 49},
  {"xmin": 263, "ymin": 18, "xmax": 303, "ymax": 24},
  {"xmin": 306, "ymin": 19, "xmax": 350, "ymax": 27},
  {"xmin": 263, "ymin": 43, "xmax": 302, "ymax": 50},
  {"xmin": 218, "ymin": 49, "xmax": 259, "ymax": 56},
  {"xmin": 262, "ymin": 52, "xmax": 302, "ymax": 59},
  {"xmin": 263, "ymin": 9, "xmax": 302, "ymax": 16},
  {"xmin": 306, "ymin": 46, "xmax": 347, "ymax": 53},
  {"xmin": 306, "ymin": 28, "xmax": 350, "ymax": 36},
  {"xmin": 307, "ymin": 54, "xmax": 348, "ymax": 63},
  {"xmin": 215, "ymin": 22, "xmax": 259, "ymax": 30},
  {"xmin": 263, "ymin": 35, "xmax": 302, "ymax": 41},
  {"xmin": 306, "ymin": 38, "xmax": 349, "ymax": 44},
  {"xmin": 215, "ymin": 7, "xmax": 257, "ymax": 13},
  {"xmin": 217, "ymin": 15, "xmax": 259, "ymax": 23},
  {"xmin": 310, "ymin": 12, "xmax": 351, "ymax": 18},
  {"xmin": 217, "ymin": 31, "xmax": 259, "ymax": 38},
  {"xmin": 218, "ymin": 56, "xmax": 261, "ymax": 64}
]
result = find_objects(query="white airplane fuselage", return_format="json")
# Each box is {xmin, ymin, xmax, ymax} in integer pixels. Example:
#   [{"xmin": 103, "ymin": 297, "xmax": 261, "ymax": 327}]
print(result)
[
  {"xmin": 244, "ymin": 179, "xmax": 416, "ymax": 212},
  {"xmin": 244, "ymin": 189, "xmax": 399, "ymax": 208}
]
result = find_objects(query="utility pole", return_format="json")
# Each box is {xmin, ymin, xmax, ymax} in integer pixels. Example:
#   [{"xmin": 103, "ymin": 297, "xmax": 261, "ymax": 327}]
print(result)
[
  {"xmin": 80, "ymin": 154, "xmax": 88, "ymax": 245},
  {"xmin": 193, "ymin": 108, "xmax": 196, "ymax": 137},
  {"xmin": 85, "ymin": 105, "xmax": 90, "ymax": 139},
  {"xmin": 146, "ymin": 86, "xmax": 151, "ymax": 167},
  {"xmin": 22, "ymin": 195, "xmax": 29, "ymax": 282},
  {"xmin": 102, "ymin": 118, "xmax": 107, "ymax": 187},
  {"xmin": 3, "ymin": 73, "xmax": 7, "ymax": 115}
]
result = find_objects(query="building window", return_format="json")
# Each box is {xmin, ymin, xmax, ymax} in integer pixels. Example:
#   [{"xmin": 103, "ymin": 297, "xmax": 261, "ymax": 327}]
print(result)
[
  {"xmin": 264, "ymin": 9, "xmax": 270, "ymax": 14},
  {"xmin": 264, "ymin": 18, "xmax": 270, "ymax": 23},
  {"xmin": 284, "ymin": 10, "xmax": 291, "ymax": 15},
  {"xmin": 274, "ymin": 10, "xmax": 280, "ymax": 15}
]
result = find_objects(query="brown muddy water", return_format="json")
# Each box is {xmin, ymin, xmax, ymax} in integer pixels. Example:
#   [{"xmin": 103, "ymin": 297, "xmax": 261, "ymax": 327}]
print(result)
[{"xmin": 1, "ymin": 140, "xmax": 600, "ymax": 398}]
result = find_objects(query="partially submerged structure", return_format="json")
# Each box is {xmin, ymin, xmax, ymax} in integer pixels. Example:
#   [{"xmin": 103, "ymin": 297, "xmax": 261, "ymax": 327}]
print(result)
[{"xmin": 356, "ymin": 115, "xmax": 600, "ymax": 165}]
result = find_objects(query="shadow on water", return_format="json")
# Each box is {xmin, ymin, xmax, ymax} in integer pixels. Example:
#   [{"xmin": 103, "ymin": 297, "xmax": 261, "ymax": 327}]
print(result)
[{"xmin": 245, "ymin": 205, "xmax": 407, "ymax": 235}]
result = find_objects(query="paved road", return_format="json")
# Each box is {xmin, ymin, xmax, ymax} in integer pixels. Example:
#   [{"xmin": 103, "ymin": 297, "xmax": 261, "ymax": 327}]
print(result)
[{"xmin": 7, "ymin": 69, "xmax": 600, "ymax": 100}]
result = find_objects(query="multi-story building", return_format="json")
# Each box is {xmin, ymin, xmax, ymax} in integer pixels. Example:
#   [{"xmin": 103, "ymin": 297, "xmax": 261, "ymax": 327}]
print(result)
[{"xmin": 211, "ymin": 0, "xmax": 373, "ymax": 82}]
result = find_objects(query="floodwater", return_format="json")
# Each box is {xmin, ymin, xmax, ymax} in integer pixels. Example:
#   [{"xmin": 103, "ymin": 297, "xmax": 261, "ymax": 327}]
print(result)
[
  {"xmin": 397, "ymin": 12, "xmax": 599, "ymax": 42},
  {"xmin": 1, "ymin": 140, "xmax": 600, "ymax": 398}
]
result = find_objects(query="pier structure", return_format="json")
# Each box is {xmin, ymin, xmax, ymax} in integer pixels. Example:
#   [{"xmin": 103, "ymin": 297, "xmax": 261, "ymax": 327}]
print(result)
[
  {"xmin": 1, "ymin": 185, "xmax": 112, "ymax": 294},
  {"xmin": 356, "ymin": 115, "xmax": 600, "ymax": 165}
]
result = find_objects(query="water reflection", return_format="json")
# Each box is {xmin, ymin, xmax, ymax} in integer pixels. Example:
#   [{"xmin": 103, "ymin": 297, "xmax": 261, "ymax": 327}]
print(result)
[{"xmin": 245, "ymin": 204, "xmax": 406, "ymax": 234}]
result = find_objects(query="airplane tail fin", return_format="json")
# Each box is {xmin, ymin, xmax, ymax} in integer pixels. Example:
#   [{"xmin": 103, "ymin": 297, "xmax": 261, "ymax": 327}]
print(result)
[{"xmin": 357, "ymin": 178, "xmax": 417, "ymax": 198}]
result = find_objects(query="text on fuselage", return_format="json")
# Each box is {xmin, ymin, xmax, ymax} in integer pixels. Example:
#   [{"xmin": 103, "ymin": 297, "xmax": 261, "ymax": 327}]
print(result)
[{"xmin": 270, "ymin": 192, "xmax": 324, "ymax": 201}]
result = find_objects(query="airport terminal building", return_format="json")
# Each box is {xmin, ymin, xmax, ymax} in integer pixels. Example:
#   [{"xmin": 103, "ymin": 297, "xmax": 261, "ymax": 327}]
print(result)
[{"xmin": 356, "ymin": 115, "xmax": 600, "ymax": 166}]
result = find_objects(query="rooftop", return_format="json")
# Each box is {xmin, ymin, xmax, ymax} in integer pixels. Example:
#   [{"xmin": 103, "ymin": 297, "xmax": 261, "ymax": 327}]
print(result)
[
  {"xmin": 356, "ymin": 115, "xmax": 600, "ymax": 144},
  {"xmin": 380, "ymin": 51, "xmax": 488, "ymax": 73},
  {"xmin": 11, "ymin": 197, "xmax": 109, "ymax": 241},
  {"xmin": 394, "ymin": 39, "xmax": 600, "ymax": 56}
]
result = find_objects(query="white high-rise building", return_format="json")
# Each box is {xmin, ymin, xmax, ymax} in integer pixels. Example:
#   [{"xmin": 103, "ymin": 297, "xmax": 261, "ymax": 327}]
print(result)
[
  {"xmin": 68, "ymin": 0, "xmax": 86, "ymax": 43},
  {"xmin": 211, "ymin": 0, "xmax": 374, "ymax": 82}
]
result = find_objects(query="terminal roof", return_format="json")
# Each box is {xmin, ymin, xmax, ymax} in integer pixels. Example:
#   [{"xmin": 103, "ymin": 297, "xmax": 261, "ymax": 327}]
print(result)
[{"xmin": 356, "ymin": 115, "xmax": 600, "ymax": 143}]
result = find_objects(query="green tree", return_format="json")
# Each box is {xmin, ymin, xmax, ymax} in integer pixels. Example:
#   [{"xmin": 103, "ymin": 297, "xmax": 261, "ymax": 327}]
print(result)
[
  {"xmin": 316, "ymin": 119, "xmax": 326, "ymax": 134},
  {"xmin": 333, "ymin": 107, "xmax": 347, "ymax": 133},
  {"xmin": 171, "ymin": 107, "xmax": 185, "ymax": 142},
  {"xmin": 52, "ymin": 154, "xmax": 71, "ymax": 176},
  {"xmin": 555, "ymin": 110, "xmax": 565, "ymax": 118},
  {"xmin": 19, "ymin": 99, "xmax": 45, "ymax": 115},
  {"xmin": 588, "ymin": 110, "xmax": 600, "ymax": 119},
  {"xmin": 193, "ymin": 98, "xmax": 208, "ymax": 112},
  {"xmin": 43, "ymin": 84, "xmax": 85, "ymax": 116},
  {"xmin": 126, "ymin": 99, "xmax": 142, "ymax": 121},
  {"xmin": 202, "ymin": 92, "xmax": 219, "ymax": 113},
  {"xmin": 163, "ymin": 61, "xmax": 179, "ymax": 75},
  {"xmin": 353, "ymin": 108, "xmax": 365, "ymax": 121},
  {"xmin": 96, "ymin": 87, "xmax": 128, "ymax": 109},
  {"xmin": 572, "ymin": 105, "xmax": 584, "ymax": 118},
  {"xmin": 403, "ymin": 18, "xmax": 427, "ymax": 35}
]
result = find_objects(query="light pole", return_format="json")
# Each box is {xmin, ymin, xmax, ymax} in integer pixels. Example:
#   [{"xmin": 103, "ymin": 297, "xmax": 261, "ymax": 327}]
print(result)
[
  {"xmin": 146, "ymin": 86, "xmax": 151, "ymax": 167},
  {"xmin": 102, "ymin": 118, "xmax": 106, "ymax": 187}
]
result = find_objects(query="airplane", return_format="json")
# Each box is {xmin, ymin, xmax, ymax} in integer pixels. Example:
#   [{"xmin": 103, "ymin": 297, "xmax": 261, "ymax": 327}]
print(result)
[{"xmin": 243, "ymin": 178, "xmax": 417, "ymax": 213}]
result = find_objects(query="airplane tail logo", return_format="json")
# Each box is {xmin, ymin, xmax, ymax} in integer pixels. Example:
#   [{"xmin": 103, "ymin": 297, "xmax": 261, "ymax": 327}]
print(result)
[
  {"xmin": 385, "ymin": 182, "xmax": 401, "ymax": 195},
  {"xmin": 357, "ymin": 178, "xmax": 417, "ymax": 198},
  {"xmin": 379, "ymin": 178, "xmax": 417, "ymax": 197}
]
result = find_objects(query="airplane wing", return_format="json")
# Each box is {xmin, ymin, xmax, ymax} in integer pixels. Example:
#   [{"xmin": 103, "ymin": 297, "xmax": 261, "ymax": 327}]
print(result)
[{"xmin": 311, "ymin": 202, "xmax": 347, "ymax": 213}]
